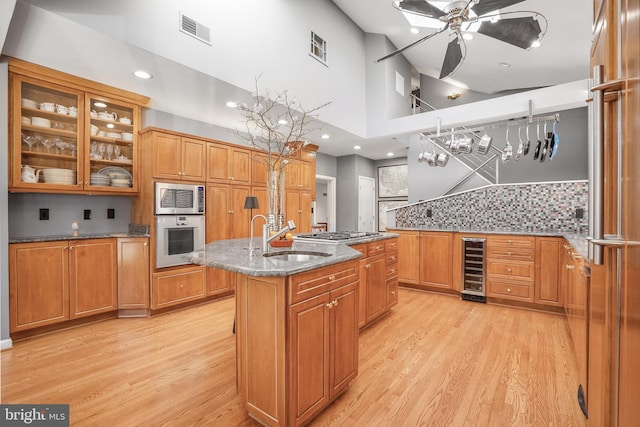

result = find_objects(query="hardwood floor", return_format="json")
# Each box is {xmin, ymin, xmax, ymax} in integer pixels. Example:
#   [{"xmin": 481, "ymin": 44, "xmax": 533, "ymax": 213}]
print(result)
[{"xmin": 1, "ymin": 289, "xmax": 586, "ymax": 426}]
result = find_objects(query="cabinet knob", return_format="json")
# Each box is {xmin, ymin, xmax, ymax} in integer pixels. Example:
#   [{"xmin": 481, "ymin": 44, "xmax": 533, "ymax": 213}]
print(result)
[
  {"xmin": 230, "ymin": 177, "xmax": 235, "ymax": 181},
  {"xmin": 391, "ymin": 256, "xmax": 396, "ymax": 261},
  {"xmin": 507, "ymin": 288, "xmax": 511, "ymax": 293},
  {"xmin": 508, "ymin": 240, "xmax": 512, "ymax": 243},
  {"xmin": 326, "ymin": 302, "xmax": 334, "ymax": 308},
  {"xmin": 391, "ymin": 291, "xmax": 396, "ymax": 295},
  {"xmin": 507, "ymin": 252, "xmax": 512, "ymax": 256},
  {"xmin": 507, "ymin": 268, "xmax": 512, "ymax": 273},
  {"xmin": 328, "ymin": 275, "xmax": 335, "ymax": 281},
  {"xmin": 144, "ymin": 242, "xmax": 147, "ymax": 246},
  {"xmin": 365, "ymin": 264, "xmax": 370, "ymax": 269},
  {"xmin": 78, "ymin": 181, "xmax": 83, "ymax": 185},
  {"xmin": 376, "ymin": 246, "xmax": 382, "ymax": 250},
  {"xmin": 180, "ymin": 284, "xmax": 185, "ymax": 289},
  {"xmin": 69, "ymin": 246, "xmax": 74, "ymax": 250},
  {"xmin": 567, "ymin": 265, "xmax": 575, "ymax": 270},
  {"xmin": 63, "ymin": 246, "xmax": 68, "ymax": 250},
  {"xmin": 333, "ymin": 299, "xmax": 339, "ymax": 307}
]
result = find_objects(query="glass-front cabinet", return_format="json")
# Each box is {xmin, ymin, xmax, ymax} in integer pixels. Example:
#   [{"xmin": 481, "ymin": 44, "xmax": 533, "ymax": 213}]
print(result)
[{"xmin": 8, "ymin": 58, "xmax": 148, "ymax": 194}]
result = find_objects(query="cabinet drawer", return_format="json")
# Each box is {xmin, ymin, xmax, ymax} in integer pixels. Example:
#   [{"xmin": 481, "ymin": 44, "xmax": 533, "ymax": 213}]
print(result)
[
  {"xmin": 487, "ymin": 235, "xmax": 535, "ymax": 249},
  {"xmin": 385, "ymin": 238, "xmax": 398, "ymax": 252},
  {"xmin": 387, "ymin": 263, "xmax": 399, "ymax": 279},
  {"xmin": 367, "ymin": 241, "xmax": 386, "ymax": 256},
  {"xmin": 487, "ymin": 260, "xmax": 534, "ymax": 281},
  {"xmin": 152, "ymin": 267, "xmax": 206, "ymax": 309},
  {"xmin": 487, "ymin": 246, "xmax": 535, "ymax": 261},
  {"xmin": 350, "ymin": 243, "xmax": 367, "ymax": 257},
  {"xmin": 386, "ymin": 250, "xmax": 398, "ymax": 265},
  {"xmin": 488, "ymin": 278, "xmax": 532, "ymax": 301},
  {"xmin": 289, "ymin": 260, "xmax": 359, "ymax": 304},
  {"xmin": 386, "ymin": 278, "xmax": 399, "ymax": 307}
]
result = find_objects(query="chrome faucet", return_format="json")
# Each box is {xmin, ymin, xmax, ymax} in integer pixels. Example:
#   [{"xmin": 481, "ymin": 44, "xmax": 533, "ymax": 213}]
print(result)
[
  {"xmin": 249, "ymin": 214, "xmax": 267, "ymax": 257},
  {"xmin": 263, "ymin": 220, "xmax": 297, "ymax": 254}
]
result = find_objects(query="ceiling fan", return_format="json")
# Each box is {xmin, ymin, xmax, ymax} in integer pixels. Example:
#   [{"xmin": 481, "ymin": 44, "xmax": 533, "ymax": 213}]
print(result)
[{"xmin": 377, "ymin": 0, "xmax": 548, "ymax": 79}]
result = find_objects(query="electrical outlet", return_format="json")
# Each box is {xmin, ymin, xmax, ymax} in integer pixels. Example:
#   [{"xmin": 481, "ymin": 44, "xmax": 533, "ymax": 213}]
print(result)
[
  {"xmin": 107, "ymin": 208, "xmax": 115, "ymax": 219},
  {"xmin": 575, "ymin": 208, "xmax": 584, "ymax": 219},
  {"xmin": 426, "ymin": 208, "xmax": 432, "ymax": 218},
  {"xmin": 84, "ymin": 209, "xmax": 91, "ymax": 220},
  {"xmin": 39, "ymin": 208, "xmax": 49, "ymax": 221}
]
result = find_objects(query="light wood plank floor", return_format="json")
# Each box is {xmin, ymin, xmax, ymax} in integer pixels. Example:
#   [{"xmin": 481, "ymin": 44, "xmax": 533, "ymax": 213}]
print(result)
[{"xmin": 1, "ymin": 289, "xmax": 587, "ymax": 426}]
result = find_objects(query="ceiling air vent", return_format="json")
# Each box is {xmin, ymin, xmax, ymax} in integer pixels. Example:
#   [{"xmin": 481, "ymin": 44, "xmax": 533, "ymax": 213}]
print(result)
[{"xmin": 179, "ymin": 12, "xmax": 211, "ymax": 45}]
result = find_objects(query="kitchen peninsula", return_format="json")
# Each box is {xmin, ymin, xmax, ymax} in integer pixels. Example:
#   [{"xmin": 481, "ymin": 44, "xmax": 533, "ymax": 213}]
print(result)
[{"xmin": 188, "ymin": 233, "xmax": 397, "ymax": 426}]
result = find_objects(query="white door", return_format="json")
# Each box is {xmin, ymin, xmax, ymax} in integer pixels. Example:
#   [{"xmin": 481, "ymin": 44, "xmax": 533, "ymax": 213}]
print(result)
[{"xmin": 358, "ymin": 176, "xmax": 375, "ymax": 232}]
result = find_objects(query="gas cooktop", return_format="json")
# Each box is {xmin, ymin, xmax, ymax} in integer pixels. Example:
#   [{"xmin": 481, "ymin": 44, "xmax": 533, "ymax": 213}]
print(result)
[{"xmin": 294, "ymin": 231, "xmax": 380, "ymax": 244}]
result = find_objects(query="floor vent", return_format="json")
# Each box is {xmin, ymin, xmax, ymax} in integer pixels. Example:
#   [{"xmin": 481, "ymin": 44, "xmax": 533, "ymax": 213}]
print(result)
[
  {"xmin": 461, "ymin": 293, "xmax": 486, "ymax": 303},
  {"xmin": 179, "ymin": 12, "xmax": 211, "ymax": 45}
]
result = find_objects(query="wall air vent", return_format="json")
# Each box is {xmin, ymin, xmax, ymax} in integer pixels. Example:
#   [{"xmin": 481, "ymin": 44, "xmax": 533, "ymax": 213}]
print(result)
[
  {"xmin": 310, "ymin": 31, "xmax": 328, "ymax": 66},
  {"xmin": 179, "ymin": 12, "xmax": 211, "ymax": 45}
]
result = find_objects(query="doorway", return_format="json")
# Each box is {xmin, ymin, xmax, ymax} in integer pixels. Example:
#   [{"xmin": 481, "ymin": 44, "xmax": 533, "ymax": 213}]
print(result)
[
  {"xmin": 358, "ymin": 176, "xmax": 375, "ymax": 232},
  {"xmin": 314, "ymin": 175, "xmax": 336, "ymax": 232}
]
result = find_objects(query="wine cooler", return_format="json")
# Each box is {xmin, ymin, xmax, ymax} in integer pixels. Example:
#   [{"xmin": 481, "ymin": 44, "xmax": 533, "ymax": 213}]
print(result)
[{"xmin": 461, "ymin": 238, "xmax": 486, "ymax": 303}]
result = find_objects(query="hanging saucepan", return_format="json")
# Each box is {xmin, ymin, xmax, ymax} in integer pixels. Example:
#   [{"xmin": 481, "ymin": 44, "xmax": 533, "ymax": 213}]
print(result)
[
  {"xmin": 477, "ymin": 132, "xmax": 492, "ymax": 155},
  {"xmin": 540, "ymin": 122, "xmax": 550, "ymax": 162},
  {"xmin": 515, "ymin": 126, "xmax": 524, "ymax": 160},
  {"xmin": 533, "ymin": 122, "xmax": 542, "ymax": 160},
  {"xmin": 523, "ymin": 124, "xmax": 531, "ymax": 155},
  {"xmin": 549, "ymin": 121, "xmax": 559, "ymax": 160},
  {"xmin": 434, "ymin": 138, "xmax": 449, "ymax": 167},
  {"xmin": 502, "ymin": 126, "xmax": 513, "ymax": 162}
]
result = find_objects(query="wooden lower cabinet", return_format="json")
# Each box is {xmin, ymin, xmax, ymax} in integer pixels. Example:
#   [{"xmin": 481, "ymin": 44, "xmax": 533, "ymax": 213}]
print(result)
[
  {"xmin": 117, "ymin": 237, "xmax": 150, "ymax": 310},
  {"xmin": 534, "ymin": 237, "xmax": 562, "ymax": 307},
  {"xmin": 486, "ymin": 235, "xmax": 534, "ymax": 303},
  {"xmin": 151, "ymin": 266, "xmax": 206, "ymax": 309},
  {"xmin": 9, "ymin": 238, "xmax": 117, "ymax": 333},
  {"xmin": 419, "ymin": 232, "xmax": 453, "ymax": 289},
  {"xmin": 236, "ymin": 260, "xmax": 359, "ymax": 426},
  {"xmin": 395, "ymin": 230, "xmax": 419, "ymax": 284},
  {"xmin": 207, "ymin": 266, "xmax": 235, "ymax": 296}
]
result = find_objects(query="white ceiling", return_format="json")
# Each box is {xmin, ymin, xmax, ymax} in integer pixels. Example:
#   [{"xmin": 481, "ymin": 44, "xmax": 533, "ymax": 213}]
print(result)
[
  {"xmin": 332, "ymin": 0, "xmax": 593, "ymax": 94},
  {"xmin": 9, "ymin": 0, "xmax": 592, "ymax": 161}
]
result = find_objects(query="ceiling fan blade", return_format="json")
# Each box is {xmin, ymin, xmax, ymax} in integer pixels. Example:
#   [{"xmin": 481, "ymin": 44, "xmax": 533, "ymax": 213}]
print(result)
[
  {"xmin": 397, "ymin": 1, "xmax": 446, "ymax": 18},
  {"xmin": 470, "ymin": 0, "xmax": 526, "ymax": 16},
  {"xmin": 477, "ymin": 16, "xmax": 542, "ymax": 49},
  {"xmin": 376, "ymin": 23, "xmax": 449, "ymax": 63},
  {"xmin": 439, "ymin": 37, "xmax": 465, "ymax": 79}
]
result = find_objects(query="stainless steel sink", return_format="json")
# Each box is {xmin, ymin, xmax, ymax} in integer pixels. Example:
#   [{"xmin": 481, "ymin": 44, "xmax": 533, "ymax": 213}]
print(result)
[{"xmin": 263, "ymin": 251, "xmax": 332, "ymax": 261}]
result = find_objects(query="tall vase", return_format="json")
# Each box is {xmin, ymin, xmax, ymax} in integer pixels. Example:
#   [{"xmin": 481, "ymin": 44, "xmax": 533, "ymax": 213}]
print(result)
[{"xmin": 267, "ymin": 169, "xmax": 286, "ymax": 233}]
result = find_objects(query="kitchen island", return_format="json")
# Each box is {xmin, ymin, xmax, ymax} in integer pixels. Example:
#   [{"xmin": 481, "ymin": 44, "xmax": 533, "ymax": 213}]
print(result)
[{"xmin": 188, "ymin": 237, "xmax": 378, "ymax": 426}]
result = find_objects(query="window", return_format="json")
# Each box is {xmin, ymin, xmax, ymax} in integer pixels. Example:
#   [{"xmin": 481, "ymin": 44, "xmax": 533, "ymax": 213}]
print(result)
[{"xmin": 310, "ymin": 31, "xmax": 328, "ymax": 65}]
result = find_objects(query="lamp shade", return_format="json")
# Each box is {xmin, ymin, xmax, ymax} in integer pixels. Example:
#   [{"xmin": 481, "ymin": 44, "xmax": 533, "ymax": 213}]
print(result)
[{"xmin": 243, "ymin": 196, "xmax": 259, "ymax": 209}]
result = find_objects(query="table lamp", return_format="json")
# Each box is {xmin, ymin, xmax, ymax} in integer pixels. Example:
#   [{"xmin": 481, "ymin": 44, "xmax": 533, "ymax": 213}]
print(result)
[{"xmin": 243, "ymin": 196, "xmax": 259, "ymax": 218}]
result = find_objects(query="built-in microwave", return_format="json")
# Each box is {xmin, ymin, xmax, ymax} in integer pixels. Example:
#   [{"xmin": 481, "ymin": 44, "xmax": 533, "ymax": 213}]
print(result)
[
  {"xmin": 156, "ymin": 214, "xmax": 205, "ymax": 268},
  {"xmin": 155, "ymin": 182, "xmax": 205, "ymax": 215}
]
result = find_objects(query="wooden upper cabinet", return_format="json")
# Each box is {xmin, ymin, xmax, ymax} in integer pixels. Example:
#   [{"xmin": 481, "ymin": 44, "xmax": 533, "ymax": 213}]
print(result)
[
  {"xmin": 206, "ymin": 142, "xmax": 251, "ymax": 184},
  {"xmin": 251, "ymin": 152, "xmax": 269, "ymax": 187},
  {"xmin": 151, "ymin": 133, "xmax": 206, "ymax": 182},
  {"xmin": 8, "ymin": 58, "xmax": 148, "ymax": 195}
]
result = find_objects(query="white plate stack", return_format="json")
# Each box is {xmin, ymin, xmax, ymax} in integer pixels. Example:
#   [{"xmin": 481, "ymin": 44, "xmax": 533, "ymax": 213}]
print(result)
[
  {"xmin": 42, "ymin": 168, "xmax": 76, "ymax": 184},
  {"xmin": 90, "ymin": 173, "xmax": 110, "ymax": 186},
  {"xmin": 110, "ymin": 178, "xmax": 131, "ymax": 188}
]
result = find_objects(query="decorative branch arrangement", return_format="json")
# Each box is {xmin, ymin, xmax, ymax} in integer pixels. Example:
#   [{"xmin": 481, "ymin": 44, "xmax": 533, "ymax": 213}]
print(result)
[{"xmin": 233, "ymin": 75, "xmax": 330, "ymax": 171}]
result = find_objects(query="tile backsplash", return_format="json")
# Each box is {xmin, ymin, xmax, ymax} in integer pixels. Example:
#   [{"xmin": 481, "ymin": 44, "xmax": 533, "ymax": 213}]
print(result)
[{"xmin": 393, "ymin": 180, "xmax": 588, "ymax": 233}]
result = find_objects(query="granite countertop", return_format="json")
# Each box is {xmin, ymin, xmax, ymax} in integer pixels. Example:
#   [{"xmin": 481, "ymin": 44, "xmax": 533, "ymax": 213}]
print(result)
[
  {"xmin": 186, "ymin": 238, "xmax": 367, "ymax": 277},
  {"xmin": 388, "ymin": 227, "xmax": 590, "ymax": 261},
  {"xmin": 9, "ymin": 232, "xmax": 150, "ymax": 244},
  {"xmin": 294, "ymin": 232, "xmax": 399, "ymax": 246}
]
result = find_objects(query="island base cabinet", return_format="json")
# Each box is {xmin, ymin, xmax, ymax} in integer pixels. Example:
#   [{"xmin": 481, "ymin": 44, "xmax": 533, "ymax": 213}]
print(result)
[
  {"xmin": 235, "ymin": 260, "xmax": 359, "ymax": 427},
  {"xmin": 151, "ymin": 266, "xmax": 205, "ymax": 310}
]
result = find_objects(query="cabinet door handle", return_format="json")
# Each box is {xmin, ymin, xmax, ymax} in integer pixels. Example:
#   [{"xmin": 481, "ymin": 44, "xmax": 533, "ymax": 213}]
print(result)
[
  {"xmin": 365, "ymin": 264, "xmax": 370, "ymax": 269},
  {"xmin": 566, "ymin": 265, "xmax": 575, "ymax": 270},
  {"xmin": 390, "ymin": 269, "xmax": 396, "ymax": 274}
]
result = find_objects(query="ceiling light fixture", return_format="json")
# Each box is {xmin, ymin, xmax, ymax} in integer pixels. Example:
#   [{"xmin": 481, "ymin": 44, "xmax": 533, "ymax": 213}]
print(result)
[
  {"xmin": 499, "ymin": 62, "xmax": 511, "ymax": 68},
  {"xmin": 133, "ymin": 70, "xmax": 152, "ymax": 79},
  {"xmin": 410, "ymin": 27, "xmax": 420, "ymax": 34},
  {"xmin": 531, "ymin": 40, "xmax": 541, "ymax": 48},
  {"xmin": 94, "ymin": 102, "xmax": 107, "ymax": 108},
  {"xmin": 447, "ymin": 92, "xmax": 461, "ymax": 100},
  {"xmin": 387, "ymin": 152, "xmax": 394, "ymax": 157},
  {"xmin": 462, "ymin": 33, "xmax": 473, "ymax": 41},
  {"xmin": 321, "ymin": 134, "xmax": 330, "ymax": 139},
  {"xmin": 353, "ymin": 145, "xmax": 361, "ymax": 150},
  {"xmin": 225, "ymin": 101, "xmax": 238, "ymax": 108},
  {"xmin": 278, "ymin": 119, "xmax": 288, "ymax": 125}
]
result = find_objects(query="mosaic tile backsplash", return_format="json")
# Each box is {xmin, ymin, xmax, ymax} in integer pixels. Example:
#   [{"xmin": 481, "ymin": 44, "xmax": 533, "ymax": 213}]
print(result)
[{"xmin": 394, "ymin": 181, "xmax": 588, "ymax": 233}]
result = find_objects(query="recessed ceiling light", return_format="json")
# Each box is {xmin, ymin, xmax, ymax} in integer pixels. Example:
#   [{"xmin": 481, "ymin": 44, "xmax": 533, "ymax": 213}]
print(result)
[
  {"xmin": 225, "ymin": 101, "xmax": 238, "ymax": 108},
  {"xmin": 531, "ymin": 40, "xmax": 541, "ymax": 48},
  {"xmin": 353, "ymin": 145, "xmax": 361, "ymax": 150},
  {"xmin": 321, "ymin": 134, "xmax": 330, "ymax": 139},
  {"xmin": 499, "ymin": 62, "xmax": 511, "ymax": 68},
  {"xmin": 462, "ymin": 33, "xmax": 473, "ymax": 40},
  {"xmin": 278, "ymin": 119, "xmax": 288, "ymax": 125},
  {"xmin": 94, "ymin": 102, "xmax": 107, "ymax": 108},
  {"xmin": 410, "ymin": 27, "xmax": 419, "ymax": 34},
  {"xmin": 133, "ymin": 70, "xmax": 152, "ymax": 79},
  {"xmin": 387, "ymin": 152, "xmax": 394, "ymax": 157}
]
